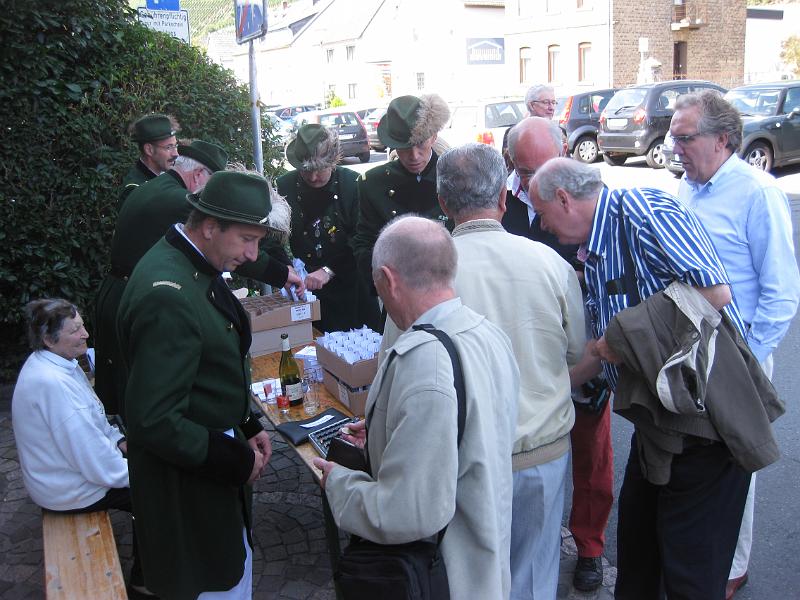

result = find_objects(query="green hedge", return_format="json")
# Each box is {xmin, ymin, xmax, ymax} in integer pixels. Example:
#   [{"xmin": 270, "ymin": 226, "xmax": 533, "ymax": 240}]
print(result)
[{"xmin": 0, "ymin": 0, "xmax": 283, "ymax": 380}]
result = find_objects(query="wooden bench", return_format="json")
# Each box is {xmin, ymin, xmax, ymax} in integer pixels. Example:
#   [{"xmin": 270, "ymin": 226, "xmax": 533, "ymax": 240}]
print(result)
[{"xmin": 42, "ymin": 509, "xmax": 128, "ymax": 599}]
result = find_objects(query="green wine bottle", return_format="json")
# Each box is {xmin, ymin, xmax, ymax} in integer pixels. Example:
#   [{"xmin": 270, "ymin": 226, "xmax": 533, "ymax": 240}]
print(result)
[{"xmin": 279, "ymin": 333, "xmax": 304, "ymax": 406}]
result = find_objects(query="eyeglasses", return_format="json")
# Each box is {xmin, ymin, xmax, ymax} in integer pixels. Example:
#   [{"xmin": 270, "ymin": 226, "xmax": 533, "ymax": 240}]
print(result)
[
  {"xmin": 671, "ymin": 132, "xmax": 705, "ymax": 146},
  {"xmin": 531, "ymin": 100, "xmax": 557, "ymax": 107},
  {"xmin": 516, "ymin": 167, "xmax": 536, "ymax": 179},
  {"xmin": 155, "ymin": 143, "xmax": 178, "ymax": 151}
]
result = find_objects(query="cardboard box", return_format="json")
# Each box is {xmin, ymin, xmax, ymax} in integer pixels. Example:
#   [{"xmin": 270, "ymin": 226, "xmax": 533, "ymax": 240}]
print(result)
[
  {"xmin": 240, "ymin": 293, "xmax": 321, "ymax": 333},
  {"xmin": 314, "ymin": 342, "xmax": 378, "ymax": 389},
  {"xmin": 322, "ymin": 368, "xmax": 370, "ymax": 416},
  {"xmin": 250, "ymin": 322, "xmax": 313, "ymax": 357}
]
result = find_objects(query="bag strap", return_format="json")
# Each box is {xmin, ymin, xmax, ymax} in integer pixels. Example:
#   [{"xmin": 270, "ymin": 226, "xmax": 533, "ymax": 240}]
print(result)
[
  {"xmin": 618, "ymin": 200, "xmax": 641, "ymax": 308},
  {"xmin": 364, "ymin": 323, "xmax": 467, "ymax": 547}
]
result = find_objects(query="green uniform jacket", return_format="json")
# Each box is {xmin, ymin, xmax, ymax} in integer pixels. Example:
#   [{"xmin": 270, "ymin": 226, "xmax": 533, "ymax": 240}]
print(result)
[
  {"xmin": 118, "ymin": 227, "xmax": 262, "ymax": 600},
  {"xmin": 119, "ymin": 159, "xmax": 157, "ymax": 210},
  {"xmin": 352, "ymin": 153, "xmax": 451, "ymax": 294},
  {"xmin": 95, "ymin": 170, "xmax": 288, "ymax": 415},
  {"xmin": 277, "ymin": 167, "xmax": 380, "ymax": 332}
]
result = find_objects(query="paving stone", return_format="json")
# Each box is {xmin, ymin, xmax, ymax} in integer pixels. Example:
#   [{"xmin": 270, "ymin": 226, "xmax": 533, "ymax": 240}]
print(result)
[{"xmin": 280, "ymin": 579, "xmax": 317, "ymax": 599}]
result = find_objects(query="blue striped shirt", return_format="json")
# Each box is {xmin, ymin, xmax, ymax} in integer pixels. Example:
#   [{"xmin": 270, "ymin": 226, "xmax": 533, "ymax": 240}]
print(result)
[{"xmin": 584, "ymin": 187, "xmax": 745, "ymax": 388}]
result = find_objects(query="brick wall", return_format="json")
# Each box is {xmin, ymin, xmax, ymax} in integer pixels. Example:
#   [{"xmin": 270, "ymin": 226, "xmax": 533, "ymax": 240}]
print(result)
[{"xmin": 612, "ymin": 0, "xmax": 745, "ymax": 88}]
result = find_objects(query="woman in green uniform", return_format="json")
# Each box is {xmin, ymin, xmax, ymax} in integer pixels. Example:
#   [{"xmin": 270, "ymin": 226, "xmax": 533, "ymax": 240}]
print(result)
[{"xmin": 277, "ymin": 124, "xmax": 380, "ymax": 332}]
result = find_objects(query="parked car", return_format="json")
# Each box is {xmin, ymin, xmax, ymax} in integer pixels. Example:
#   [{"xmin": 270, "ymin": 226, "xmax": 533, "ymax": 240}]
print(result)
[
  {"xmin": 598, "ymin": 80, "xmax": 727, "ymax": 168},
  {"xmin": 265, "ymin": 112, "xmax": 293, "ymax": 147},
  {"xmin": 272, "ymin": 104, "xmax": 319, "ymax": 121},
  {"xmin": 662, "ymin": 131, "xmax": 684, "ymax": 176},
  {"xmin": 293, "ymin": 108, "xmax": 371, "ymax": 163},
  {"xmin": 556, "ymin": 88, "xmax": 616, "ymax": 163},
  {"xmin": 364, "ymin": 107, "xmax": 387, "ymax": 151},
  {"xmin": 724, "ymin": 81, "xmax": 800, "ymax": 172},
  {"xmin": 442, "ymin": 98, "xmax": 527, "ymax": 151}
]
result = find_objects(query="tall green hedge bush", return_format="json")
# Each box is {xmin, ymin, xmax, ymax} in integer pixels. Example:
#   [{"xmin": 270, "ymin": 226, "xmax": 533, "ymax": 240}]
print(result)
[{"xmin": 0, "ymin": 0, "xmax": 283, "ymax": 379}]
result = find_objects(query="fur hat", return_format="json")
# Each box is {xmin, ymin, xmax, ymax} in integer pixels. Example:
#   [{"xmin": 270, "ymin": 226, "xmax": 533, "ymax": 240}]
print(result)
[
  {"xmin": 377, "ymin": 94, "xmax": 450, "ymax": 149},
  {"xmin": 285, "ymin": 124, "xmax": 341, "ymax": 170}
]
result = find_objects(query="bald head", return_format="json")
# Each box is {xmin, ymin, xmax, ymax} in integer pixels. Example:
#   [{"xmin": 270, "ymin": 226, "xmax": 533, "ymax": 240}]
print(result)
[
  {"xmin": 372, "ymin": 216, "xmax": 457, "ymax": 291},
  {"xmin": 507, "ymin": 117, "xmax": 563, "ymax": 164}
]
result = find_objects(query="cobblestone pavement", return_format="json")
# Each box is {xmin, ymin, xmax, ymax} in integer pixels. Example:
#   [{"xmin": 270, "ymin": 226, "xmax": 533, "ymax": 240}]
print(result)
[{"xmin": 0, "ymin": 384, "xmax": 614, "ymax": 599}]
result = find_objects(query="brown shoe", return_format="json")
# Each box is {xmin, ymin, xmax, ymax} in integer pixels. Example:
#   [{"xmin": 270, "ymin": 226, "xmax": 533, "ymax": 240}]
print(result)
[{"xmin": 725, "ymin": 572, "xmax": 748, "ymax": 600}]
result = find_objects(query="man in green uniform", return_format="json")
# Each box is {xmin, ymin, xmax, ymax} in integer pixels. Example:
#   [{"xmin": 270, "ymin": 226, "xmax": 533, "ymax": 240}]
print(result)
[
  {"xmin": 117, "ymin": 171, "xmax": 274, "ymax": 599},
  {"xmin": 277, "ymin": 124, "xmax": 380, "ymax": 332},
  {"xmin": 352, "ymin": 94, "xmax": 451, "ymax": 296},
  {"xmin": 120, "ymin": 113, "xmax": 179, "ymax": 205},
  {"xmin": 95, "ymin": 140, "xmax": 302, "ymax": 414}
]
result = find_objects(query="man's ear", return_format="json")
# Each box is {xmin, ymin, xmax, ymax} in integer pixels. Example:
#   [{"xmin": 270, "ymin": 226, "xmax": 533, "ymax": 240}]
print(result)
[
  {"xmin": 200, "ymin": 217, "xmax": 218, "ymax": 240},
  {"xmin": 143, "ymin": 142, "xmax": 155, "ymax": 158},
  {"xmin": 555, "ymin": 187, "xmax": 571, "ymax": 211},
  {"xmin": 497, "ymin": 186, "xmax": 507, "ymax": 215},
  {"xmin": 438, "ymin": 195, "xmax": 450, "ymax": 218}
]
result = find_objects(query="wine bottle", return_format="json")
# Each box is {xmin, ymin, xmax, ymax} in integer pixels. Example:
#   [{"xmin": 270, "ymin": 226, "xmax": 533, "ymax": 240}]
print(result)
[{"xmin": 279, "ymin": 333, "xmax": 304, "ymax": 406}]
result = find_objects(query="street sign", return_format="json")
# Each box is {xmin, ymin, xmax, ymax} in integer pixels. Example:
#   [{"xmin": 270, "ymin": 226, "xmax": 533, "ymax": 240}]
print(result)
[
  {"xmin": 137, "ymin": 8, "xmax": 190, "ymax": 44},
  {"xmin": 235, "ymin": 0, "xmax": 268, "ymax": 44},
  {"xmin": 146, "ymin": 0, "xmax": 180, "ymax": 9}
]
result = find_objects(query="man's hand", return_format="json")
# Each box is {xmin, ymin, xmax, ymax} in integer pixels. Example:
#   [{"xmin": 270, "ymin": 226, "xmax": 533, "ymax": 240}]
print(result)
[
  {"xmin": 569, "ymin": 339, "xmax": 603, "ymax": 387},
  {"xmin": 248, "ymin": 449, "xmax": 267, "ymax": 485},
  {"xmin": 285, "ymin": 266, "xmax": 307, "ymax": 296},
  {"xmin": 312, "ymin": 457, "xmax": 336, "ymax": 489},
  {"xmin": 248, "ymin": 430, "xmax": 272, "ymax": 467},
  {"xmin": 594, "ymin": 335, "xmax": 622, "ymax": 364},
  {"xmin": 340, "ymin": 419, "xmax": 366, "ymax": 449},
  {"xmin": 305, "ymin": 268, "xmax": 332, "ymax": 291}
]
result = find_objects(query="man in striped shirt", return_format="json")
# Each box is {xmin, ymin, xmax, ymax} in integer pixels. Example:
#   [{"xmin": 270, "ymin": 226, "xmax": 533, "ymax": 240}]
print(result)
[{"xmin": 530, "ymin": 157, "xmax": 751, "ymax": 600}]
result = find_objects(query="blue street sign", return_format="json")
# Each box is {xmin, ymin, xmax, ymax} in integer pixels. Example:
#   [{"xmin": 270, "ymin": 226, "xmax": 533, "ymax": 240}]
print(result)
[
  {"xmin": 146, "ymin": 0, "xmax": 180, "ymax": 10},
  {"xmin": 235, "ymin": 0, "xmax": 268, "ymax": 44}
]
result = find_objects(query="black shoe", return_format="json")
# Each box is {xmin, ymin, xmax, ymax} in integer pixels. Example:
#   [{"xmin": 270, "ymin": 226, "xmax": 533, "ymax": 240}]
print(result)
[{"xmin": 573, "ymin": 556, "xmax": 603, "ymax": 592}]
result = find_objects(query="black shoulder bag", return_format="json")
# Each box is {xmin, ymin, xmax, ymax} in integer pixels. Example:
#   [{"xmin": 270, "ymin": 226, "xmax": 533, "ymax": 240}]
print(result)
[{"xmin": 333, "ymin": 324, "xmax": 465, "ymax": 600}]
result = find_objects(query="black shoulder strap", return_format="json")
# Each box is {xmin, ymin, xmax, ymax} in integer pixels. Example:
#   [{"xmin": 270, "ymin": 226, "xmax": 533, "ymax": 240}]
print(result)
[
  {"xmin": 617, "ymin": 200, "xmax": 642, "ymax": 308},
  {"xmin": 364, "ymin": 323, "xmax": 467, "ymax": 547}
]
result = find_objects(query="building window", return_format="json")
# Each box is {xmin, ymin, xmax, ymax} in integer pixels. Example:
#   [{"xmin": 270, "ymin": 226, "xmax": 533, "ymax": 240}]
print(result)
[
  {"xmin": 578, "ymin": 42, "xmax": 591, "ymax": 82},
  {"xmin": 326, "ymin": 48, "xmax": 334, "ymax": 63},
  {"xmin": 519, "ymin": 46, "xmax": 532, "ymax": 84},
  {"xmin": 548, "ymin": 45, "xmax": 560, "ymax": 83},
  {"xmin": 416, "ymin": 72, "xmax": 425, "ymax": 91},
  {"xmin": 346, "ymin": 45, "xmax": 355, "ymax": 61},
  {"xmin": 348, "ymin": 83, "xmax": 357, "ymax": 99}
]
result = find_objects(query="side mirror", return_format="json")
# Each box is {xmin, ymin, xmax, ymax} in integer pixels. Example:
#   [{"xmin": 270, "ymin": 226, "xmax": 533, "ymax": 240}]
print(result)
[{"xmin": 789, "ymin": 107, "xmax": 800, "ymax": 119}]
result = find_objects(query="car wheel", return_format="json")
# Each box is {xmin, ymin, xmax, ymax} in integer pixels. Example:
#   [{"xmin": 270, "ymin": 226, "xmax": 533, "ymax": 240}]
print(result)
[
  {"xmin": 573, "ymin": 136, "xmax": 599, "ymax": 163},
  {"xmin": 602, "ymin": 153, "xmax": 627, "ymax": 166},
  {"xmin": 357, "ymin": 151, "xmax": 371, "ymax": 163},
  {"xmin": 645, "ymin": 138, "xmax": 666, "ymax": 169},
  {"xmin": 743, "ymin": 141, "xmax": 773, "ymax": 172}
]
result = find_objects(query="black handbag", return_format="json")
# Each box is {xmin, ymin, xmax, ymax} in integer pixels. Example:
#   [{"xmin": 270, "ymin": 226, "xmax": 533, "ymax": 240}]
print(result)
[{"xmin": 333, "ymin": 324, "xmax": 465, "ymax": 600}]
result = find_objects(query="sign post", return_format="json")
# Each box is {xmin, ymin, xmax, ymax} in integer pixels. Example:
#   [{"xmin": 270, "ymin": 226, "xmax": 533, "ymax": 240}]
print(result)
[{"xmin": 235, "ymin": 1, "xmax": 268, "ymax": 175}]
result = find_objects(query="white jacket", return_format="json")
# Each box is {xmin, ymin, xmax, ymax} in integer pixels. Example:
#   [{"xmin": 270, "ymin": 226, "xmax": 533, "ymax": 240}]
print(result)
[{"xmin": 12, "ymin": 350, "xmax": 128, "ymax": 510}]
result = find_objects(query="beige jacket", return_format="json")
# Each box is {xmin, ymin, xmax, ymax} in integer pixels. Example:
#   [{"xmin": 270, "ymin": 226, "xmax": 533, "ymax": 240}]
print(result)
[{"xmin": 326, "ymin": 299, "xmax": 519, "ymax": 600}]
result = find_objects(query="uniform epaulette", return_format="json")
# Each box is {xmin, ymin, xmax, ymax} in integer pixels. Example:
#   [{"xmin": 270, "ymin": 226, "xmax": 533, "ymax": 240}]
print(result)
[{"xmin": 152, "ymin": 280, "xmax": 182, "ymax": 290}]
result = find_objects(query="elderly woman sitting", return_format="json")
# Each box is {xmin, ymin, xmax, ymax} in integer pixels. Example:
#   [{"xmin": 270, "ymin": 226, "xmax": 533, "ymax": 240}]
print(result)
[{"xmin": 11, "ymin": 298, "xmax": 149, "ymax": 595}]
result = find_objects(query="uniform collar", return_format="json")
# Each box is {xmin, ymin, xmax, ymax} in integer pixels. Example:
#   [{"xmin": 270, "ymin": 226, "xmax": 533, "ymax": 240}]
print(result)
[
  {"xmin": 166, "ymin": 225, "xmax": 219, "ymax": 277},
  {"xmin": 393, "ymin": 150, "xmax": 439, "ymax": 178}
]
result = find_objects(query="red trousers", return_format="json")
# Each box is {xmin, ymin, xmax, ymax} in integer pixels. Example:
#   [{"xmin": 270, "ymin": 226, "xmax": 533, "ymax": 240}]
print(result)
[{"xmin": 569, "ymin": 398, "xmax": 614, "ymax": 558}]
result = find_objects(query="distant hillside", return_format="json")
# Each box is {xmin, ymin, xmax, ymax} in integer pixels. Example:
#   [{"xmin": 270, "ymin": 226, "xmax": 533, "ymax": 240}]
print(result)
[{"xmin": 129, "ymin": 0, "xmax": 293, "ymax": 45}]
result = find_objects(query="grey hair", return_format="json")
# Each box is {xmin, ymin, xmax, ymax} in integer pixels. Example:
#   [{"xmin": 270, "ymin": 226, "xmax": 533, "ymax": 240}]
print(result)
[
  {"xmin": 674, "ymin": 90, "xmax": 742, "ymax": 152},
  {"xmin": 532, "ymin": 157, "xmax": 604, "ymax": 203},
  {"xmin": 437, "ymin": 143, "xmax": 506, "ymax": 218},
  {"xmin": 300, "ymin": 127, "xmax": 341, "ymax": 171},
  {"xmin": 372, "ymin": 215, "xmax": 456, "ymax": 291},
  {"xmin": 525, "ymin": 84, "xmax": 555, "ymax": 108},
  {"xmin": 507, "ymin": 117, "xmax": 563, "ymax": 162},
  {"xmin": 24, "ymin": 298, "xmax": 79, "ymax": 351},
  {"xmin": 173, "ymin": 155, "xmax": 207, "ymax": 173}
]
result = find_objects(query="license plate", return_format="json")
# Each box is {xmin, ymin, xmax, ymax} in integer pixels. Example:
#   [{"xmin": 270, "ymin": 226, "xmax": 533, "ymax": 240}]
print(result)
[
  {"xmin": 339, "ymin": 133, "xmax": 355, "ymax": 140},
  {"xmin": 607, "ymin": 118, "xmax": 627, "ymax": 129}
]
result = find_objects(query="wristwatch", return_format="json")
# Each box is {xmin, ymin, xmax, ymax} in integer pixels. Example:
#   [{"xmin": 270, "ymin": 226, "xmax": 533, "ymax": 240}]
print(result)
[{"xmin": 321, "ymin": 266, "xmax": 335, "ymax": 278}]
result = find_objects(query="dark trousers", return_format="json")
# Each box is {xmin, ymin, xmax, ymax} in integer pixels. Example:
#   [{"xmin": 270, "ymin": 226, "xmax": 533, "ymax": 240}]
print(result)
[
  {"xmin": 58, "ymin": 487, "xmax": 142, "ymax": 582},
  {"xmin": 614, "ymin": 435, "xmax": 750, "ymax": 600}
]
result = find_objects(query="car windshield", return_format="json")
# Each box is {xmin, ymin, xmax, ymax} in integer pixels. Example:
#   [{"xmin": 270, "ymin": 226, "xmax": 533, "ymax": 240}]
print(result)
[
  {"xmin": 724, "ymin": 88, "xmax": 781, "ymax": 116},
  {"xmin": 485, "ymin": 101, "xmax": 526, "ymax": 128},
  {"xmin": 319, "ymin": 112, "xmax": 359, "ymax": 127},
  {"xmin": 605, "ymin": 88, "xmax": 647, "ymax": 113}
]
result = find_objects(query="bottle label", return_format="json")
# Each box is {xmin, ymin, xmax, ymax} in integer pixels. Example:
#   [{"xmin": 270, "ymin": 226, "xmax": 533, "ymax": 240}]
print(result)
[{"xmin": 285, "ymin": 382, "xmax": 304, "ymax": 405}]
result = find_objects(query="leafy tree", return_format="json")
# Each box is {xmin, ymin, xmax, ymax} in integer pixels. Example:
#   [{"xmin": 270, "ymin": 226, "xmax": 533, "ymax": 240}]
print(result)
[
  {"xmin": 0, "ymin": 0, "xmax": 283, "ymax": 379},
  {"xmin": 781, "ymin": 35, "xmax": 800, "ymax": 77}
]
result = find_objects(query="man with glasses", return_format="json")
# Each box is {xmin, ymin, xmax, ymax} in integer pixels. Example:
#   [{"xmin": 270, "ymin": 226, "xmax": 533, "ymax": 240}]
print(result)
[
  {"xmin": 121, "ymin": 113, "xmax": 180, "ymax": 206},
  {"xmin": 525, "ymin": 84, "xmax": 558, "ymax": 119},
  {"xmin": 671, "ymin": 90, "xmax": 800, "ymax": 599}
]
